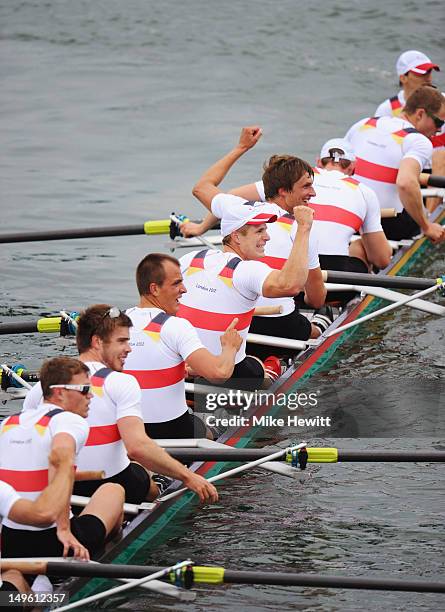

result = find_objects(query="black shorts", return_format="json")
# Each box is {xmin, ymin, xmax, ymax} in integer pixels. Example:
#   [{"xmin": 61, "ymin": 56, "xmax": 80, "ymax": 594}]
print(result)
[
  {"xmin": 218, "ymin": 355, "xmax": 265, "ymax": 391},
  {"xmin": 146, "ymin": 410, "xmax": 207, "ymax": 440},
  {"xmin": 2, "ymin": 514, "xmax": 106, "ymax": 559},
  {"xmin": 381, "ymin": 209, "xmax": 419, "ymax": 240},
  {"xmin": 319, "ymin": 254, "xmax": 369, "ymax": 305},
  {"xmin": 248, "ymin": 309, "xmax": 312, "ymax": 360},
  {"xmin": 0, "ymin": 582, "xmax": 21, "ymax": 612},
  {"xmin": 74, "ymin": 461, "xmax": 150, "ymax": 505}
]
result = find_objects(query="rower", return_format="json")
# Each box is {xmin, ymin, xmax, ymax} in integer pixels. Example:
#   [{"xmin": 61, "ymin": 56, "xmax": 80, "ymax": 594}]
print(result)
[
  {"xmin": 124, "ymin": 253, "xmax": 242, "ymax": 439},
  {"xmin": 0, "ymin": 356, "xmax": 125, "ymax": 561},
  {"xmin": 181, "ymin": 126, "xmax": 329, "ymax": 358},
  {"xmin": 0, "ymin": 447, "xmax": 75, "ymax": 597},
  {"xmin": 223, "ymin": 138, "xmax": 391, "ymax": 303},
  {"xmin": 374, "ymin": 50, "xmax": 444, "ymax": 212},
  {"xmin": 345, "ymin": 86, "xmax": 445, "ymax": 242},
  {"xmin": 177, "ymin": 126, "xmax": 319, "ymax": 387},
  {"xmin": 22, "ymin": 305, "xmax": 219, "ymax": 504}
]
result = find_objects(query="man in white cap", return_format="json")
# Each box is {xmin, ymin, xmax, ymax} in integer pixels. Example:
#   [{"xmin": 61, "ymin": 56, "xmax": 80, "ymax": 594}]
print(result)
[
  {"xmin": 345, "ymin": 86, "xmax": 445, "ymax": 242},
  {"xmin": 178, "ymin": 126, "xmax": 317, "ymax": 387},
  {"xmin": 375, "ymin": 50, "xmax": 440, "ymax": 119},
  {"xmin": 375, "ymin": 50, "xmax": 444, "ymax": 211},
  {"xmin": 312, "ymin": 138, "xmax": 392, "ymax": 274}
]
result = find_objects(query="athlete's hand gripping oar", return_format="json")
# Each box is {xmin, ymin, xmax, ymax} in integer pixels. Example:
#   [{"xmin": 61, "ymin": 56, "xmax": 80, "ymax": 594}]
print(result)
[
  {"xmin": 4, "ymin": 559, "xmax": 445, "ymax": 594},
  {"xmin": 159, "ymin": 442, "xmax": 307, "ymax": 502}
]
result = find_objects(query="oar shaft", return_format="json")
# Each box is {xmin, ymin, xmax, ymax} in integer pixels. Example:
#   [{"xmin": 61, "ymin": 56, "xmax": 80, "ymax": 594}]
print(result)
[
  {"xmin": 4, "ymin": 561, "xmax": 444, "ymax": 593},
  {"xmin": 164, "ymin": 448, "xmax": 445, "ymax": 463},
  {"xmin": 322, "ymin": 270, "xmax": 439, "ymax": 290},
  {"xmin": 0, "ymin": 220, "xmax": 172, "ymax": 244}
]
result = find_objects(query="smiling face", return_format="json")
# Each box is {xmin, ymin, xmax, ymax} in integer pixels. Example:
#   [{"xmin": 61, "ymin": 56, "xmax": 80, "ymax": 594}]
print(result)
[
  {"xmin": 150, "ymin": 260, "xmax": 187, "ymax": 315},
  {"xmin": 414, "ymin": 105, "xmax": 445, "ymax": 139},
  {"xmin": 279, "ymin": 172, "xmax": 316, "ymax": 211},
  {"xmin": 95, "ymin": 325, "xmax": 132, "ymax": 372},
  {"xmin": 54, "ymin": 371, "xmax": 92, "ymax": 419},
  {"xmin": 232, "ymin": 223, "xmax": 270, "ymax": 260}
]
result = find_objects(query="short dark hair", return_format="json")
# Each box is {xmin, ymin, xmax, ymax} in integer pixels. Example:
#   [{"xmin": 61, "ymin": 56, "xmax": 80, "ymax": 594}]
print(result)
[
  {"xmin": 76, "ymin": 304, "xmax": 132, "ymax": 353},
  {"xmin": 404, "ymin": 86, "xmax": 444, "ymax": 115},
  {"xmin": 135, "ymin": 253, "xmax": 180, "ymax": 296},
  {"xmin": 262, "ymin": 155, "xmax": 314, "ymax": 200},
  {"xmin": 40, "ymin": 357, "xmax": 89, "ymax": 399}
]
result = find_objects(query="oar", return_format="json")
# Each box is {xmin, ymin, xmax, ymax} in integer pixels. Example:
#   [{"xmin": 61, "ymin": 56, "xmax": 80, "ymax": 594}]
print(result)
[
  {"xmin": 50, "ymin": 559, "xmax": 193, "ymax": 612},
  {"xmin": 2, "ymin": 559, "xmax": 444, "ymax": 593},
  {"xmin": 159, "ymin": 442, "xmax": 307, "ymax": 502},
  {"xmin": 162, "ymin": 447, "xmax": 445, "ymax": 463},
  {"xmin": 0, "ymin": 219, "xmax": 175, "ymax": 244},
  {"xmin": 419, "ymin": 173, "xmax": 445, "ymax": 189},
  {"xmin": 322, "ymin": 270, "xmax": 444, "ymax": 290},
  {"xmin": 327, "ymin": 282, "xmax": 443, "ymax": 337}
]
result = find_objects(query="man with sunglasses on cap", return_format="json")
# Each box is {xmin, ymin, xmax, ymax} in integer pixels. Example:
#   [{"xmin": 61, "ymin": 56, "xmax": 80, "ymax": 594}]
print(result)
[
  {"xmin": 22, "ymin": 306, "xmax": 219, "ymax": 505},
  {"xmin": 1, "ymin": 356, "xmax": 125, "ymax": 563},
  {"xmin": 177, "ymin": 126, "xmax": 319, "ymax": 386},
  {"xmin": 345, "ymin": 86, "xmax": 445, "ymax": 242},
  {"xmin": 374, "ymin": 50, "xmax": 445, "ymax": 212}
]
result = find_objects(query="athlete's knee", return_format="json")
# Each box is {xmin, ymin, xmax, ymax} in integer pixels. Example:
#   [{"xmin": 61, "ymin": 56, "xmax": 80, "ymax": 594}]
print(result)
[{"xmin": 2, "ymin": 569, "xmax": 30, "ymax": 593}]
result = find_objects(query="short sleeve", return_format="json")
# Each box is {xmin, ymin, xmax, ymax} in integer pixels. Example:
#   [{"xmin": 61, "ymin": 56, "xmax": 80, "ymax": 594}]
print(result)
[
  {"xmin": 162, "ymin": 316, "xmax": 205, "ymax": 360},
  {"xmin": 49, "ymin": 412, "xmax": 89, "ymax": 455},
  {"xmin": 233, "ymin": 260, "xmax": 272, "ymax": 299},
  {"xmin": 105, "ymin": 372, "xmax": 143, "ymax": 420},
  {"xmin": 360, "ymin": 184, "xmax": 383, "ymax": 233},
  {"xmin": 255, "ymin": 180, "xmax": 266, "ymax": 201},
  {"xmin": 402, "ymin": 133, "xmax": 433, "ymax": 170}
]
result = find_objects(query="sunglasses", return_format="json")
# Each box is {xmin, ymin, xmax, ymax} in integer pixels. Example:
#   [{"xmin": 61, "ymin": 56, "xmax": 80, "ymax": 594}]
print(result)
[
  {"xmin": 101, "ymin": 306, "xmax": 121, "ymax": 319},
  {"xmin": 426, "ymin": 111, "xmax": 444, "ymax": 129},
  {"xmin": 50, "ymin": 384, "xmax": 92, "ymax": 395}
]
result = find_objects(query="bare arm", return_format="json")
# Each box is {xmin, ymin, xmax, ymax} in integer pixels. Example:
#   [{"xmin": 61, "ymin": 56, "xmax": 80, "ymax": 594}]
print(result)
[
  {"xmin": 192, "ymin": 126, "xmax": 263, "ymax": 210},
  {"xmin": 303, "ymin": 267, "xmax": 327, "ymax": 308},
  {"xmin": 397, "ymin": 158, "xmax": 444, "ymax": 243},
  {"xmin": 118, "ymin": 417, "xmax": 218, "ymax": 503},
  {"xmin": 51, "ymin": 433, "xmax": 89, "ymax": 560},
  {"xmin": 262, "ymin": 206, "xmax": 313, "ymax": 297},
  {"xmin": 229, "ymin": 182, "xmax": 262, "ymax": 200},
  {"xmin": 8, "ymin": 447, "xmax": 74, "ymax": 527},
  {"xmin": 361, "ymin": 231, "xmax": 392, "ymax": 268}
]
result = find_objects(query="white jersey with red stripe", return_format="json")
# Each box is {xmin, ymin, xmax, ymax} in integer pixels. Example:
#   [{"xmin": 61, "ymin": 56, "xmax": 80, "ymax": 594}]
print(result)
[
  {"xmin": 124, "ymin": 307, "xmax": 204, "ymax": 423},
  {"xmin": 344, "ymin": 116, "xmax": 433, "ymax": 212},
  {"xmin": 178, "ymin": 249, "xmax": 271, "ymax": 361},
  {"xmin": 211, "ymin": 193, "xmax": 320, "ymax": 317},
  {"xmin": 0, "ymin": 481, "xmax": 20, "ymax": 585},
  {"xmin": 255, "ymin": 173, "xmax": 382, "ymax": 256},
  {"xmin": 20, "ymin": 362, "xmax": 142, "ymax": 478},
  {"xmin": 0, "ymin": 405, "xmax": 88, "ymax": 531},
  {"xmin": 375, "ymin": 90, "xmax": 445, "ymax": 150}
]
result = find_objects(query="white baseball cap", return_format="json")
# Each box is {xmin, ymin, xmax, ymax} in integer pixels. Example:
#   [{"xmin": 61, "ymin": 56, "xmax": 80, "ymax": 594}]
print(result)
[
  {"xmin": 220, "ymin": 202, "xmax": 277, "ymax": 237},
  {"xmin": 319, "ymin": 138, "xmax": 355, "ymax": 162},
  {"xmin": 396, "ymin": 50, "xmax": 440, "ymax": 76}
]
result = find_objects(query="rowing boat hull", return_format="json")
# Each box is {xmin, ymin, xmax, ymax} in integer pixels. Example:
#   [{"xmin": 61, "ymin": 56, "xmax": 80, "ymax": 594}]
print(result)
[{"xmin": 63, "ymin": 204, "xmax": 445, "ymax": 602}]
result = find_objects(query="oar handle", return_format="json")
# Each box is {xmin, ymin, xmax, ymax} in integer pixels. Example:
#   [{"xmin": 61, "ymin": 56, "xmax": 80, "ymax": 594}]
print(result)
[
  {"xmin": 380, "ymin": 208, "xmax": 397, "ymax": 218},
  {"xmin": 74, "ymin": 470, "xmax": 105, "ymax": 481},
  {"xmin": 420, "ymin": 173, "xmax": 445, "ymax": 189}
]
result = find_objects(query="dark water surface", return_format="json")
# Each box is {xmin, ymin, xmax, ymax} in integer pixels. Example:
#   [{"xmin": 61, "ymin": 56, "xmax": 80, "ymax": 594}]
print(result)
[{"xmin": 1, "ymin": 1, "xmax": 444, "ymax": 610}]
